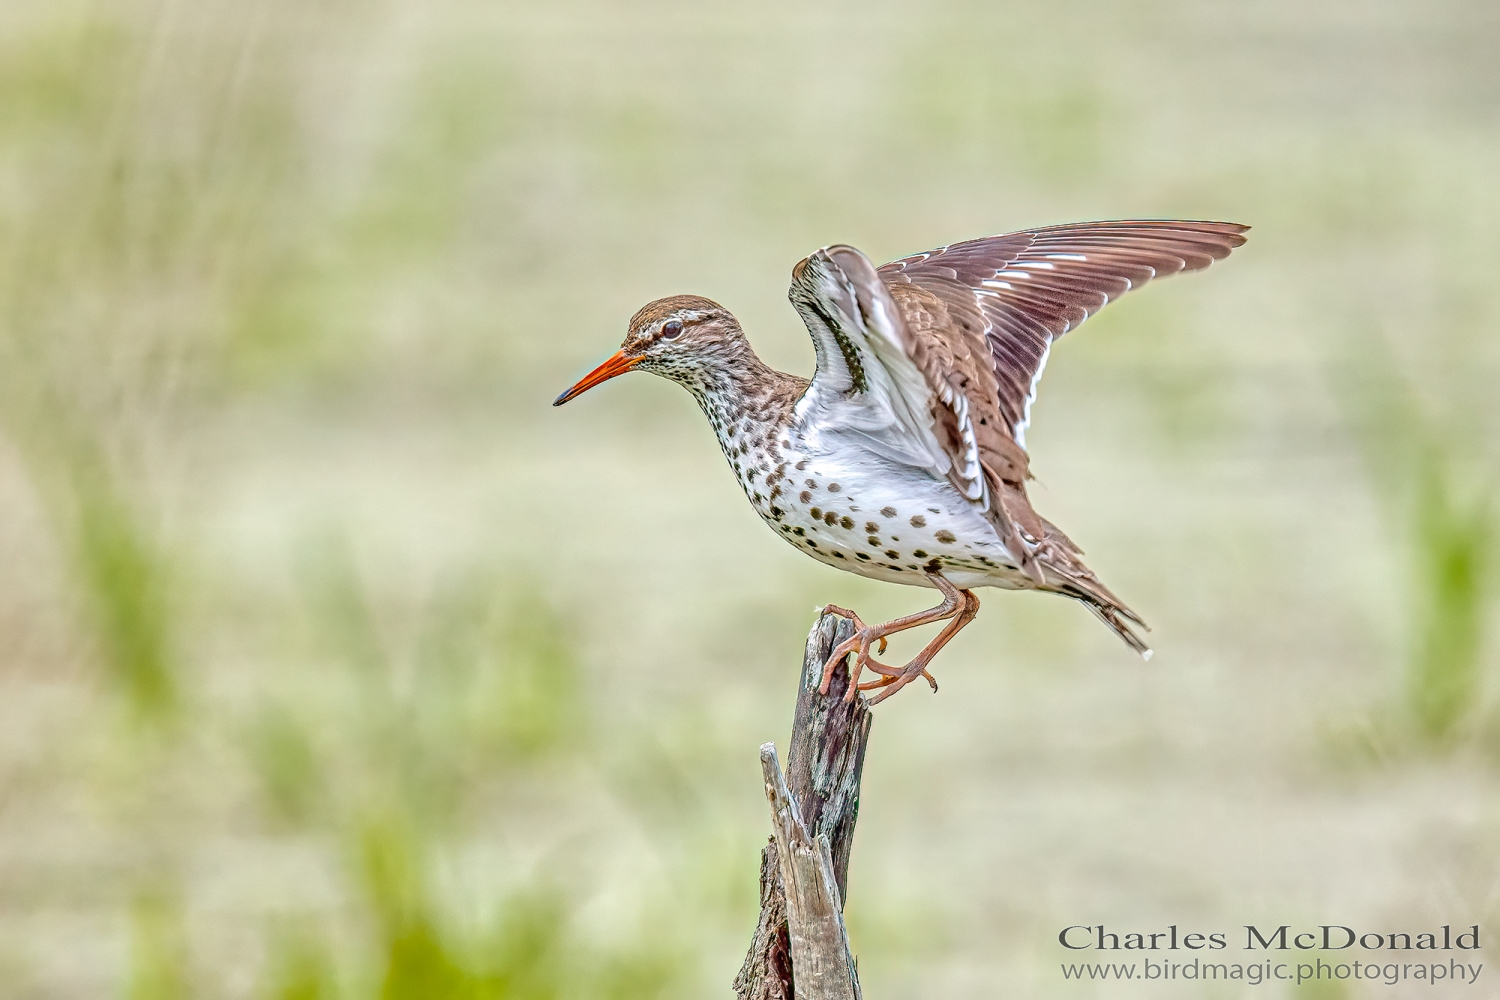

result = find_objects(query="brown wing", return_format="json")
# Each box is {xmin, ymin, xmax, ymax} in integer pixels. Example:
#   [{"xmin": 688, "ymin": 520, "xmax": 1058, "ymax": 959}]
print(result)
[{"xmin": 879, "ymin": 220, "xmax": 1248, "ymax": 445}]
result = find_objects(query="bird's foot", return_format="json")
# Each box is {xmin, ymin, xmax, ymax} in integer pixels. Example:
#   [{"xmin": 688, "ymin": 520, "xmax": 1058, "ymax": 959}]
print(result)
[
  {"xmin": 818, "ymin": 580, "xmax": 977, "ymax": 705},
  {"xmin": 819, "ymin": 615, "xmax": 923, "ymax": 704},
  {"xmin": 819, "ymin": 606, "xmax": 883, "ymax": 700},
  {"xmin": 859, "ymin": 657, "xmax": 940, "ymax": 705},
  {"xmin": 818, "ymin": 605, "xmax": 887, "ymax": 652}
]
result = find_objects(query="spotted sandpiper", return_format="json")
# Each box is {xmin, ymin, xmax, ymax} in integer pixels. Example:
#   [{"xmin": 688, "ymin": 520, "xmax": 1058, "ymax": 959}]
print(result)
[{"xmin": 555, "ymin": 220, "xmax": 1247, "ymax": 704}]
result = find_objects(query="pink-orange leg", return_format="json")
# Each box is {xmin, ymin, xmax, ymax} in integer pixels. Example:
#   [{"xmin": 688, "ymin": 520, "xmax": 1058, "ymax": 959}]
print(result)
[
  {"xmin": 857, "ymin": 589, "xmax": 980, "ymax": 704},
  {"xmin": 819, "ymin": 574, "xmax": 981, "ymax": 705}
]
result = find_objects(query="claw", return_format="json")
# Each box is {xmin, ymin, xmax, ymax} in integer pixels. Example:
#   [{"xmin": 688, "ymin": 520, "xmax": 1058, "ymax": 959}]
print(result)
[
  {"xmin": 812, "ymin": 579, "xmax": 980, "ymax": 705},
  {"xmin": 821, "ymin": 633, "xmax": 859, "ymax": 687}
]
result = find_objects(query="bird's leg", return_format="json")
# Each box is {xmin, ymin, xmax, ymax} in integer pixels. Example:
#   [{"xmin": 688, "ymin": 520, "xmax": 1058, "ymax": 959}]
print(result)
[
  {"xmin": 818, "ymin": 605, "xmax": 887, "ymax": 654},
  {"xmin": 855, "ymin": 591, "xmax": 981, "ymax": 692},
  {"xmin": 821, "ymin": 582, "xmax": 965, "ymax": 698},
  {"xmin": 817, "ymin": 604, "xmax": 894, "ymax": 696},
  {"xmin": 819, "ymin": 575, "xmax": 979, "ymax": 703},
  {"xmin": 863, "ymin": 588, "xmax": 980, "ymax": 705}
]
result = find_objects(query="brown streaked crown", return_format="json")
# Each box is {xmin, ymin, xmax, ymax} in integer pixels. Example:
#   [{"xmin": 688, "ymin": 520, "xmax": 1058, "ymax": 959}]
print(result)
[{"xmin": 628, "ymin": 294, "xmax": 729, "ymax": 337}]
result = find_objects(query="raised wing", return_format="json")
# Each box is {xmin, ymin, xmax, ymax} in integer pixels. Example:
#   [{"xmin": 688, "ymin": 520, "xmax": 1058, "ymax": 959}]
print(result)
[
  {"xmin": 879, "ymin": 220, "xmax": 1248, "ymax": 445},
  {"xmin": 788, "ymin": 244, "xmax": 982, "ymax": 499},
  {"xmin": 789, "ymin": 243, "xmax": 1044, "ymax": 575},
  {"xmin": 788, "ymin": 221, "xmax": 1247, "ymax": 595}
]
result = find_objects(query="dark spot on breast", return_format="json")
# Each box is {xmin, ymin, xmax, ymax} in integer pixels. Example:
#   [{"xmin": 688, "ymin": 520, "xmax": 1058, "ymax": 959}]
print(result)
[
  {"xmin": 906, "ymin": 564, "xmax": 920, "ymax": 570},
  {"xmin": 885, "ymin": 550, "xmax": 900, "ymax": 559},
  {"xmin": 770, "ymin": 486, "xmax": 782, "ymax": 499},
  {"xmin": 752, "ymin": 492, "xmax": 763, "ymax": 503},
  {"xmin": 833, "ymin": 552, "xmax": 845, "ymax": 558},
  {"xmin": 935, "ymin": 530, "xmax": 957, "ymax": 544},
  {"xmin": 856, "ymin": 552, "xmax": 871, "ymax": 560},
  {"xmin": 782, "ymin": 440, "xmax": 791, "ymax": 449},
  {"xmin": 810, "ymin": 507, "xmax": 822, "ymax": 519},
  {"xmin": 913, "ymin": 549, "xmax": 928, "ymax": 558},
  {"xmin": 795, "ymin": 460, "xmax": 808, "ymax": 471},
  {"xmin": 805, "ymin": 479, "xmax": 818, "ymax": 489},
  {"xmin": 770, "ymin": 505, "xmax": 784, "ymax": 519},
  {"xmin": 827, "ymin": 483, "xmax": 840, "ymax": 492},
  {"xmin": 780, "ymin": 524, "xmax": 791, "ymax": 532},
  {"xmin": 925, "ymin": 558, "xmax": 943, "ymax": 573},
  {"xmin": 823, "ymin": 512, "xmax": 838, "ymax": 526},
  {"xmin": 909, "ymin": 515, "xmax": 926, "ymax": 528},
  {"xmin": 793, "ymin": 527, "xmax": 805, "ymax": 536},
  {"xmin": 864, "ymin": 522, "xmax": 879, "ymax": 533},
  {"xmin": 881, "ymin": 507, "xmax": 897, "ymax": 518},
  {"xmin": 747, "ymin": 469, "xmax": 759, "ymax": 482},
  {"xmin": 867, "ymin": 536, "xmax": 881, "ymax": 546},
  {"xmin": 839, "ymin": 516, "xmax": 854, "ymax": 530},
  {"xmin": 800, "ymin": 491, "xmax": 812, "ymax": 504},
  {"xmin": 807, "ymin": 540, "xmax": 818, "ymax": 548}
]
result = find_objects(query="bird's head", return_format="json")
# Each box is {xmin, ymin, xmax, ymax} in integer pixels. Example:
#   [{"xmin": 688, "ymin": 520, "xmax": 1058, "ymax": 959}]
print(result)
[{"xmin": 553, "ymin": 294, "xmax": 747, "ymax": 405}]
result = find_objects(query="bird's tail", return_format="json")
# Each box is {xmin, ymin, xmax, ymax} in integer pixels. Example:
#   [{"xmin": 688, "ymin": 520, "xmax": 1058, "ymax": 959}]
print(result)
[
  {"xmin": 1034, "ymin": 518, "xmax": 1153, "ymax": 660},
  {"xmin": 1075, "ymin": 592, "xmax": 1153, "ymax": 660}
]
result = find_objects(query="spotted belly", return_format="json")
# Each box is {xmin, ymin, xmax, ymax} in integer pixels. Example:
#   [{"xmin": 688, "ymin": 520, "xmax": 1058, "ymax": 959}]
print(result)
[{"xmin": 736, "ymin": 445, "xmax": 1030, "ymax": 591}]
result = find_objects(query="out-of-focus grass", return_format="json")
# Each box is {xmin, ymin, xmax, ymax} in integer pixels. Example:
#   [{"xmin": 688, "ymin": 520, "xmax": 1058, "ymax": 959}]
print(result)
[
  {"xmin": 1409, "ymin": 470, "xmax": 1491, "ymax": 741},
  {"xmin": 235, "ymin": 541, "xmax": 682, "ymax": 998},
  {"xmin": 1294, "ymin": 978, "xmax": 1350, "ymax": 1000},
  {"xmin": 125, "ymin": 891, "xmax": 189, "ymax": 1000},
  {"xmin": 71, "ymin": 458, "xmax": 178, "ymax": 722},
  {"xmin": 260, "ymin": 924, "xmax": 337, "ymax": 1000},
  {"xmin": 1335, "ymin": 331, "xmax": 1495, "ymax": 744}
]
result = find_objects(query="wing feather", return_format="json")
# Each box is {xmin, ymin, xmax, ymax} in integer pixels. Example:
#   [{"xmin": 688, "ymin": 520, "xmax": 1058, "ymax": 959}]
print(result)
[
  {"xmin": 880, "ymin": 219, "xmax": 1248, "ymax": 442},
  {"xmin": 788, "ymin": 245, "xmax": 962, "ymax": 490},
  {"xmin": 786, "ymin": 220, "xmax": 1247, "ymax": 587}
]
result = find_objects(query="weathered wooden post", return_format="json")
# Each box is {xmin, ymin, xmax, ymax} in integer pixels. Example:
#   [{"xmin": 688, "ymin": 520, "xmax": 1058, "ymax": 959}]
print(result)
[{"xmin": 734, "ymin": 612, "xmax": 872, "ymax": 1000}]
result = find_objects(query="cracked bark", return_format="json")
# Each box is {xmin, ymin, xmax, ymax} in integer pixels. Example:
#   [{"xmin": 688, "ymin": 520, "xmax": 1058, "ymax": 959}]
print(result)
[{"xmin": 733, "ymin": 612, "xmax": 872, "ymax": 1000}]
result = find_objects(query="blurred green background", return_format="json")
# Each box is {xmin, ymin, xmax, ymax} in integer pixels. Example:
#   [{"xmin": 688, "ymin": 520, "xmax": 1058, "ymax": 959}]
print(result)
[{"xmin": 1, "ymin": 0, "xmax": 1497, "ymax": 997}]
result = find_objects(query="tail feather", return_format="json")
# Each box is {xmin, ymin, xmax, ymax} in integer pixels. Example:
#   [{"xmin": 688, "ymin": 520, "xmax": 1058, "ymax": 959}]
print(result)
[
  {"xmin": 1034, "ymin": 518, "xmax": 1153, "ymax": 659},
  {"xmin": 1079, "ymin": 596, "xmax": 1153, "ymax": 660}
]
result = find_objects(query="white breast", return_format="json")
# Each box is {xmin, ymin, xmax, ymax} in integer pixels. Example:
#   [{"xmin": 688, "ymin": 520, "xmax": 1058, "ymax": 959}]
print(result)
[{"xmin": 734, "ymin": 429, "xmax": 1028, "ymax": 591}]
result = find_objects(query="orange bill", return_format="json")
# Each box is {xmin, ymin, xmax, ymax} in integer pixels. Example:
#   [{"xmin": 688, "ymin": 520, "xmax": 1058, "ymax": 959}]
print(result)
[{"xmin": 553, "ymin": 350, "xmax": 641, "ymax": 406}]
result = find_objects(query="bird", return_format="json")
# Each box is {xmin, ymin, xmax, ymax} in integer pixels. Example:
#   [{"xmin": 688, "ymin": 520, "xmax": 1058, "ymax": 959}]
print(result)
[{"xmin": 554, "ymin": 220, "xmax": 1248, "ymax": 704}]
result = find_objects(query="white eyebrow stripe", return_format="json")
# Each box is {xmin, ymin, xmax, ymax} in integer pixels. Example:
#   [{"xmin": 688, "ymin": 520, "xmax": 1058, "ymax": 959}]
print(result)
[{"xmin": 1043, "ymin": 253, "xmax": 1088, "ymax": 261}]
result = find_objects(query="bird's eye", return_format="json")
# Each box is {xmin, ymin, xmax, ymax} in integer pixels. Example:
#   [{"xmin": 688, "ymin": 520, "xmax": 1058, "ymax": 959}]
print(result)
[{"xmin": 660, "ymin": 320, "xmax": 683, "ymax": 340}]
